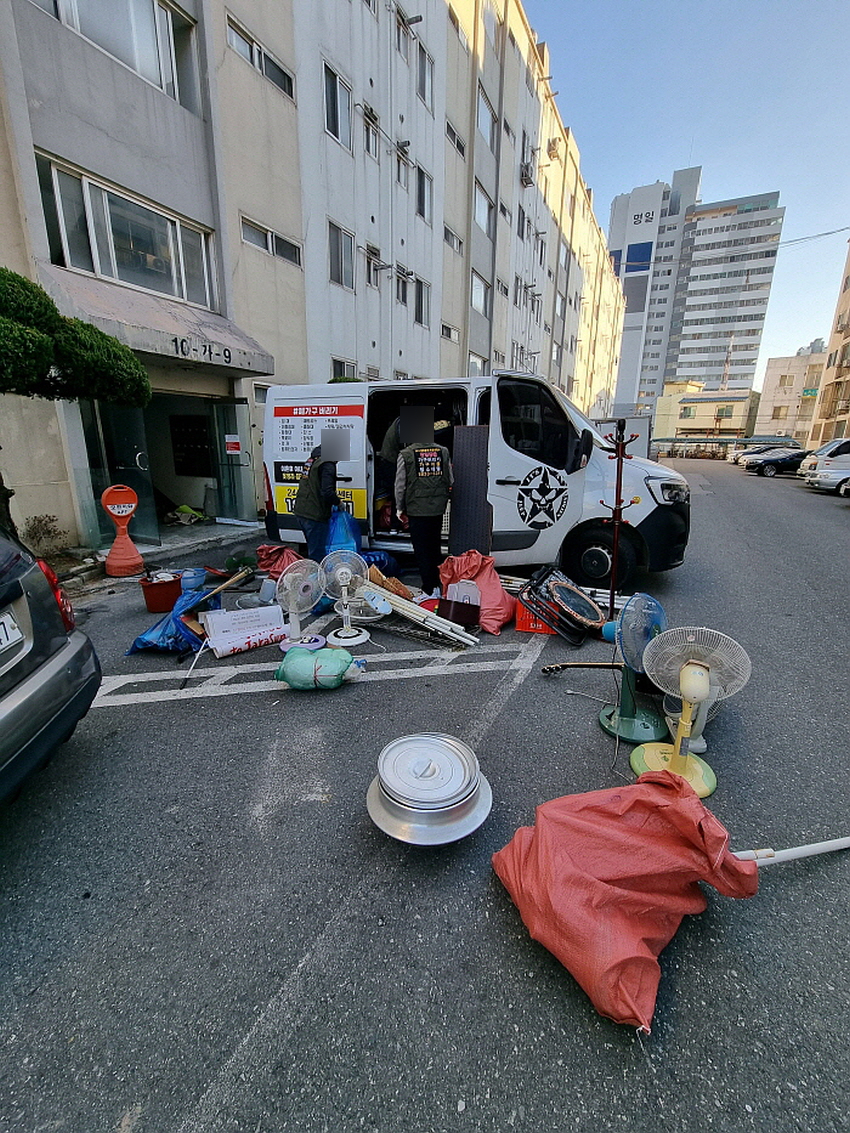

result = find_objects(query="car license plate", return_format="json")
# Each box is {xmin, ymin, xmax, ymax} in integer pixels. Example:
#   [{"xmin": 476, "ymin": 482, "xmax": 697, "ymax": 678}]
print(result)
[{"xmin": 0, "ymin": 610, "xmax": 24, "ymax": 654}]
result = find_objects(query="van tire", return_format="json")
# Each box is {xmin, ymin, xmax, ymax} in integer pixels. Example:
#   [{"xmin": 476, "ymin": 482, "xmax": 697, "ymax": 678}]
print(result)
[{"xmin": 561, "ymin": 528, "xmax": 636, "ymax": 590}]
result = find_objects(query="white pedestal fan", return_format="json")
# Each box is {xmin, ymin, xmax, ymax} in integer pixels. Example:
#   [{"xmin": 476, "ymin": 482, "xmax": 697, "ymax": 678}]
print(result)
[{"xmin": 320, "ymin": 550, "xmax": 371, "ymax": 647}]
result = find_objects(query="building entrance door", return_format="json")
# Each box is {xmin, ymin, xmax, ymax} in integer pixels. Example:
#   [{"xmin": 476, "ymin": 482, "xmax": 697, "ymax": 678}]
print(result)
[{"xmin": 81, "ymin": 401, "xmax": 160, "ymax": 546}]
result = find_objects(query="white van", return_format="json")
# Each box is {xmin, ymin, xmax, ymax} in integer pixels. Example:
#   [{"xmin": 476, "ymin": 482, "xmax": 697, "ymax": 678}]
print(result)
[
  {"xmin": 261, "ymin": 373, "xmax": 690, "ymax": 588},
  {"xmin": 797, "ymin": 437, "xmax": 850, "ymax": 478}
]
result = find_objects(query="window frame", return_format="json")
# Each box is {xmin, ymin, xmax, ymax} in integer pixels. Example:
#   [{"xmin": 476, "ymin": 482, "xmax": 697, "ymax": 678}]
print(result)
[
  {"xmin": 414, "ymin": 277, "xmax": 431, "ymax": 327},
  {"xmin": 417, "ymin": 43, "xmax": 434, "ymax": 111},
  {"xmin": 415, "ymin": 165, "xmax": 433, "ymax": 224},
  {"xmin": 323, "ymin": 62, "xmax": 352, "ymax": 149},
  {"xmin": 328, "ymin": 219, "xmax": 355, "ymax": 289},
  {"xmin": 37, "ymin": 153, "xmax": 213, "ymax": 307},
  {"xmin": 241, "ymin": 217, "xmax": 302, "ymax": 268},
  {"xmin": 474, "ymin": 181, "xmax": 495, "ymax": 239},
  {"xmin": 471, "ymin": 271, "xmax": 491, "ymax": 318}
]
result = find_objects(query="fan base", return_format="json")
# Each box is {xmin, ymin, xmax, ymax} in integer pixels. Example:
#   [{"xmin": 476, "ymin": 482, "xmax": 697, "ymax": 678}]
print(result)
[
  {"xmin": 327, "ymin": 626, "xmax": 371, "ymax": 648},
  {"xmin": 280, "ymin": 634, "xmax": 326, "ymax": 653},
  {"xmin": 629, "ymin": 743, "xmax": 717, "ymax": 798},
  {"xmin": 599, "ymin": 704, "xmax": 669, "ymax": 743}
]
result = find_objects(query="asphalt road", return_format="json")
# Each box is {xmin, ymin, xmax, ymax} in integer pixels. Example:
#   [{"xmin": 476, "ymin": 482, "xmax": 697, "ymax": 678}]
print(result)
[{"xmin": 2, "ymin": 459, "xmax": 849, "ymax": 1133}]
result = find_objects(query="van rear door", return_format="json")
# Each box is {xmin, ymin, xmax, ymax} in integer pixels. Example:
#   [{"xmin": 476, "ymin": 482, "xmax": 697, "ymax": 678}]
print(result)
[{"xmin": 266, "ymin": 392, "xmax": 368, "ymax": 535}]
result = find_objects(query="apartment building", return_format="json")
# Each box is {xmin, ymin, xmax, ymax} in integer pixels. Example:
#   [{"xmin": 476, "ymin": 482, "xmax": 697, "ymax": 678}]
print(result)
[
  {"xmin": 0, "ymin": 0, "xmax": 622, "ymax": 549},
  {"xmin": 653, "ymin": 380, "xmax": 759, "ymax": 451},
  {"xmin": 607, "ymin": 166, "xmax": 783, "ymax": 422},
  {"xmin": 753, "ymin": 339, "xmax": 826, "ymax": 444},
  {"xmin": 809, "ymin": 243, "xmax": 850, "ymax": 447}
]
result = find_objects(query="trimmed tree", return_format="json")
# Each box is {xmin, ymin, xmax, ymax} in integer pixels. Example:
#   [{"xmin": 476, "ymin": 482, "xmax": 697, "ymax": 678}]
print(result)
[{"xmin": 0, "ymin": 266, "xmax": 151, "ymax": 537}]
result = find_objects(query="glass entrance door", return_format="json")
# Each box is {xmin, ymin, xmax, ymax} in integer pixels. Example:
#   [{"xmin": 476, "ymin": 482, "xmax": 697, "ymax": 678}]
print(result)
[
  {"xmin": 82, "ymin": 401, "xmax": 160, "ymax": 545},
  {"xmin": 211, "ymin": 400, "xmax": 255, "ymax": 521}
]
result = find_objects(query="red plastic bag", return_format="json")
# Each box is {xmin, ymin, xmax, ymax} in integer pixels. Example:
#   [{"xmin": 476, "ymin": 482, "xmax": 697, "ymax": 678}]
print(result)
[
  {"xmin": 492, "ymin": 771, "xmax": 758, "ymax": 1032},
  {"xmin": 438, "ymin": 550, "xmax": 516, "ymax": 634},
  {"xmin": 256, "ymin": 544, "xmax": 302, "ymax": 580}
]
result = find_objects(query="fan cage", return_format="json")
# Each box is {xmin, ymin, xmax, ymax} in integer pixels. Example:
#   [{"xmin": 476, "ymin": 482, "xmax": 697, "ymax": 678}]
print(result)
[
  {"xmin": 642, "ymin": 627, "xmax": 751, "ymax": 699},
  {"xmin": 615, "ymin": 593, "xmax": 667, "ymax": 673},
  {"xmin": 276, "ymin": 560, "xmax": 323, "ymax": 613}
]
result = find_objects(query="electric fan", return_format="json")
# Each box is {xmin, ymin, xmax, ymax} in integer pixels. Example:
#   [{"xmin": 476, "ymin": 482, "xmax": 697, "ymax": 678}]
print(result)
[
  {"xmin": 542, "ymin": 592, "xmax": 669, "ymax": 743},
  {"xmin": 662, "ymin": 692, "xmax": 721, "ymax": 755},
  {"xmin": 319, "ymin": 550, "xmax": 371, "ymax": 647},
  {"xmin": 630, "ymin": 626, "xmax": 752, "ymax": 798},
  {"xmin": 275, "ymin": 559, "xmax": 326, "ymax": 652}
]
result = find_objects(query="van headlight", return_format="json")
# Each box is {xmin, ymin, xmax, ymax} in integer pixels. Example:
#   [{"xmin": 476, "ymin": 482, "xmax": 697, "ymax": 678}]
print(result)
[{"xmin": 646, "ymin": 477, "xmax": 690, "ymax": 505}]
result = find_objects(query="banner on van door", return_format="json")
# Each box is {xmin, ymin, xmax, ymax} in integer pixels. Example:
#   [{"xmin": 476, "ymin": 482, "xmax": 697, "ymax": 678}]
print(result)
[{"xmin": 270, "ymin": 403, "xmax": 367, "ymax": 520}]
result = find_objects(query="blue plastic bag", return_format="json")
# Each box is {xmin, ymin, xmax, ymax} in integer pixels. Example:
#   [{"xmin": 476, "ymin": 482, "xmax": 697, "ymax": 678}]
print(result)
[
  {"xmin": 127, "ymin": 589, "xmax": 222, "ymax": 654},
  {"xmin": 326, "ymin": 506, "xmax": 361, "ymax": 555}
]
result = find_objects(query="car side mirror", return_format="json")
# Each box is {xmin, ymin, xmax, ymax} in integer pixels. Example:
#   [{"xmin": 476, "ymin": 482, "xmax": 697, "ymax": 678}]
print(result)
[{"xmin": 567, "ymin": 428, "xmax": 594, "ymax": 474}]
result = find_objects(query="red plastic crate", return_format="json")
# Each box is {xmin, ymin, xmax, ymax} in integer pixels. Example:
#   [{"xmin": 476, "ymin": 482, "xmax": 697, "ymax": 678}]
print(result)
[{"xmin": 515, "ymin": 602, "xmax": 557, "ymax": 634}]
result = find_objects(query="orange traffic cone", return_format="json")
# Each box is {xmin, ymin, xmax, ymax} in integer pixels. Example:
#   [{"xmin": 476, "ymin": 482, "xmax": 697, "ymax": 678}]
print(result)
[{"xmin": 101, "ymin": 485, "xmax": 145, "ymax": 577}]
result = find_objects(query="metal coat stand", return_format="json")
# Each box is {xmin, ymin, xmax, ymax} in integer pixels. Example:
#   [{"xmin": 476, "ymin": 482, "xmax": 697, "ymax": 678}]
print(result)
[{"xmin": 600, "ymin": 419, "xmax": 641, "ymax": 621}]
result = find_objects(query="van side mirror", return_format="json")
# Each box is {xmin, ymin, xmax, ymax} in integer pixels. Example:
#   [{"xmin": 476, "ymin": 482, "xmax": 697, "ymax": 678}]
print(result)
[{"xmin": 567, "ymin": 428, "xmax": 593, "ymax": 474}]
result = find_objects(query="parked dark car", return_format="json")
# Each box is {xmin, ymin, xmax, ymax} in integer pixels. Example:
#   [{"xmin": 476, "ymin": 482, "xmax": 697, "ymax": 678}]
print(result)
[
  {"xmin": 729, "ymin": 442, "xmax": 800, "ymax": 465},
  {"xmin": 0, "ymin": 524, "xmax": 101, "ymax": 801},
  {"xmin": 743, "ymin": 449, "xmax": 811, "ymax": 477}
]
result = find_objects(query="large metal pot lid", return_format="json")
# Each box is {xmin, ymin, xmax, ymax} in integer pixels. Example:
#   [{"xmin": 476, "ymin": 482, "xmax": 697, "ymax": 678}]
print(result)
[
  {"xmin": 377, "ymin": 733, "xmax": 480, "ymax": 809},
  {"xmin": 367, "ymin": 773, "xmax": 492, "ymax": 846}
]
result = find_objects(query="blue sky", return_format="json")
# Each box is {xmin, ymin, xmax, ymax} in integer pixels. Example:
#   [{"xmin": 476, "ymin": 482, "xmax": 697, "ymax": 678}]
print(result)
[{"xmin": 521, "ymin": 0, "xmax": 850, "ymax": 386}]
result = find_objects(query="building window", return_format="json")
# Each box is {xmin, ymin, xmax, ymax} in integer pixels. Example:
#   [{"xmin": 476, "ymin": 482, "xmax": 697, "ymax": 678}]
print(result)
[
  {"xmin": 48, "ymin": 0, "xmax": 200, "ymax": 111},
  {"xmin": 446, "ymin": 120, "xmax": 466, "ymax": 158},
  {"xmin": 414, "ymin": 278, "xmax": 430, "ymax": 326},
  {"xmin": 496, "ymin": 278, "xmax": 509, "ymax": 299},
  {"xmin": 679, "ymin": 406, "xmax": 696, "ymax": 419},
  {"xmin": 241, "ymin": 218, "xmax": 302, "ymax": 267},
  {"xmin": 396, "ymin": 150, "xmax": 410, "ymax": 190},
  {"xmin": 552, "ymin": 342, "xmax": 562, "ymax": 367},
  {"xmin": 395, "ymin": 9, "xmax": 411, "ymax": 60},
  {"xmin": 366, "ymin": 245, "xmax": 383, "ymax": 288},
  {"xmin": 364, "ymin": 116, "xmax": 380, "ymax": 160},
  {"xmin": 716, "ymin": 406, "xmax": 734, "ymax": 418},
  {"xmin": 477, "ymin": 87, "xmax": 498, "ymax": 152},
  {"xmin": 396, "ymin": 266, "xmax": 409, "ymax": 305},
  {"xmin": 441, "ymin": 323, "xmax": 460, "ymax": 343},
  {"xmin": 324, "ymin": 63, "xmax": 351, "ymax": 148},
  {"xmin": 471, "ymin": 271, "xmax": 491, "ymax": 318},
  {"xmin": 448, "ymin": 6, "xmax": 469, "ymax": 50},
  {"xmin": 227, "ymin": 19, "xmax": 294, "ymax": 100},
  {"xmin": 36, "ymin": 154, "xmax": 212, "ymax": 306},
  {"xmin": 555, "ymin": 292, "xmax": 566, "ymax": 320},
  {"xmin": 444, "ymin": 225, "xmax": 463, "ymax": 255},
  {"xmin": 328, "ymin": 220, "xmax": 354, "ymax": 288},
  {"xmin": 474, "ymin": 182, "xmax": 495, "ymax": 239},
  {"xmin": 517, "ymin": 205, "xmax": 526, "ymax": 241},
  {"xmin": 771, "ymin": 405, "xmax": 789, "ymax": 420},
  {"xmin": 513, "ymin": 275, "xmax": 522, "ymax": 307},
  {"xmin": 416, "ymin": 166, "xmax": 433, "ymax": 223},
  {"xmin": 332, "ymin": 358, "xmax": 356, "ymax": 380},
  {"xmin": 499, "ymin": 201, "xmax": 511, "ymax": 223},
  {"xmin": 417, "ymin": 44, "xmax": 434, "ymax": 111},
  {"xmin": 468, "ymin": 352, "xmax": 487, "ymax": 377}
]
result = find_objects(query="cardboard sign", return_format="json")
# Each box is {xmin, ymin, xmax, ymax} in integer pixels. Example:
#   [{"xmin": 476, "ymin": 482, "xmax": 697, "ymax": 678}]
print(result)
[{"xmin": 199, "ymin": 606, "xmax": 287, "ymax": 658}]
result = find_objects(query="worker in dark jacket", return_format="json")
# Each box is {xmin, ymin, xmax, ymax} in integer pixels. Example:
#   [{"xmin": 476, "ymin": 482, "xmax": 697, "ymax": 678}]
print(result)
[
  {"xmin": 395, "ymin": 432, "xmax": 453, "ymax": 596},
  {"xmin": 293, "ymin": 441, "xmax": 341, "ymax": 562}
]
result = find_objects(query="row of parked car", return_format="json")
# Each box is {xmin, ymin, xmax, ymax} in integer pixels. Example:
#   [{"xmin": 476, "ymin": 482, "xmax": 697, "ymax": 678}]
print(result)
[{"xmin": 727, "ymin": 437, "xmax": 850, "ymax": 495}]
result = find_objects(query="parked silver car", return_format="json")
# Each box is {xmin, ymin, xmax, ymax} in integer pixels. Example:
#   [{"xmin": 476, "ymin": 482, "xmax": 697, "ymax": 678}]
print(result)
[{"xmin": 0, "ymin": 524, "xmax": 101, "ymax": 800}]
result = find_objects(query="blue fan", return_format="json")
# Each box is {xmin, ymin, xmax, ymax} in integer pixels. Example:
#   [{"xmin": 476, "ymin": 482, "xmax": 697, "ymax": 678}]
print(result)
[
  {"xmin": 542, "ymin": 592, "xmax": 669, "ymax": 744},
  {"xmin": 599, "ymin": 593, "xmax": 669, "ymax": 742}
]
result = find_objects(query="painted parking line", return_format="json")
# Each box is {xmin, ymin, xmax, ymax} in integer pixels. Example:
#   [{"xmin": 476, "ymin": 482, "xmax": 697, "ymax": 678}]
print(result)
[{"xmin": 93, "ymin": 641, "xmax": 545, "ymax": 707}]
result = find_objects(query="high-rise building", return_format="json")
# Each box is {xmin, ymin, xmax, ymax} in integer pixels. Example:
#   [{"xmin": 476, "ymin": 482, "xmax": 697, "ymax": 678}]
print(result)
[
  {"xmin": 0, "ymin": 0, "xmax": 622, "ymax": 548},
  {"xmin": 607, "ymin": 166, "xmax": 783, "ymax": 421}
]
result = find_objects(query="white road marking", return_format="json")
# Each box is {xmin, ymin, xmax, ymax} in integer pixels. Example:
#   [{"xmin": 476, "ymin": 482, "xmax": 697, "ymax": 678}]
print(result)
[
  {"xmin": 463, "ymin": 633, "xmax": 549, "ymax": 749},
  {"xmin": 93, "ymin": 642, "xmax": 536, "ymax": 707},
  {"xmin": 248, "ymin": 725, "xmax": 332, "ymax": 834}
]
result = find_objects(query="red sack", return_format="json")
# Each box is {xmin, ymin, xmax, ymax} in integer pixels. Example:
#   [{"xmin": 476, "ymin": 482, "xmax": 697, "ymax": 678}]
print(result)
[
  {"xmin": 438, "ymin": 550, "xmax": 516, "ymax": 635},
  {"xmin": 256, "ymin": 544, "xmax": 302, "ymax": 580},
  {"xmin": 492, "ymin": 771, "xmax": 758, "ymax": 1032}
]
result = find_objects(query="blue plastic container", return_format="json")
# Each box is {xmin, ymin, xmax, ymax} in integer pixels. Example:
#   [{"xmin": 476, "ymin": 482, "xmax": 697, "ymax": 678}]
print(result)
[{"xmin": 181, "ymin": 567, "xmax": 207, "ymax": 591}]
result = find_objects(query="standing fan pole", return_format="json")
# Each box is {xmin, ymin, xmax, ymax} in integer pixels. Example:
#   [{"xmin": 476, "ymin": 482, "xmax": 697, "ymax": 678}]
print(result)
[{"xmin": 601, "ymin": 420, "xmax": 640, "ymax": 621}]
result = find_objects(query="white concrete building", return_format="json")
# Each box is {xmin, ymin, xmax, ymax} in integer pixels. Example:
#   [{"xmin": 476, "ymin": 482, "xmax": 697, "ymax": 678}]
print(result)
[
  {"xmin": 1, "ymin": 0, "xmax": 622, "ymax": 548},
  {"xmin": 754, "ymin": 340, "xmax": 826, "ymax": 444},
  {"xmin": 607, "ymin": 166, "xmax": 783, "ymax": 422}
]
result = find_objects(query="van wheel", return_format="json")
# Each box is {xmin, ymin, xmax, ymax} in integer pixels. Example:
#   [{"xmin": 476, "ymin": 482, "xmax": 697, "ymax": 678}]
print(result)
[{"xmin": 561, "ymin": 529, "xmax": 636, "ymax": 590}]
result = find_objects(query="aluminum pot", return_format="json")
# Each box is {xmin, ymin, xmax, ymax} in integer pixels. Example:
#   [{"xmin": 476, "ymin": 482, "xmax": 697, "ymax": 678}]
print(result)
[{"xmin": 366, "ymin": 733, "xmax": 492, "ymax": 846}]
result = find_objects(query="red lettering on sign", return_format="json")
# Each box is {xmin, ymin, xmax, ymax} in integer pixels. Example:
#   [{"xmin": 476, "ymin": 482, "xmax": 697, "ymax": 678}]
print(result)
[{"xmin": 274, "ymin": 405, "xmax": 363, "ymax": 417}]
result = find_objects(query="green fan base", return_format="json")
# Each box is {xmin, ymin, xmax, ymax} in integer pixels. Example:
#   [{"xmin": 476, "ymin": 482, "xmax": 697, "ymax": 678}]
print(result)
[{"xmin": 598, "ymin": 704, "xmax": 670, "ymax": 744}]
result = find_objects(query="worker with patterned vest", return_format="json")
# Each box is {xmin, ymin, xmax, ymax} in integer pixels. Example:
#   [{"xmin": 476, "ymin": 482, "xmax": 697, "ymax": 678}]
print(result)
[{"xmin": 395, "ymin": 409, "xmax": 453, "ymax": 597}]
